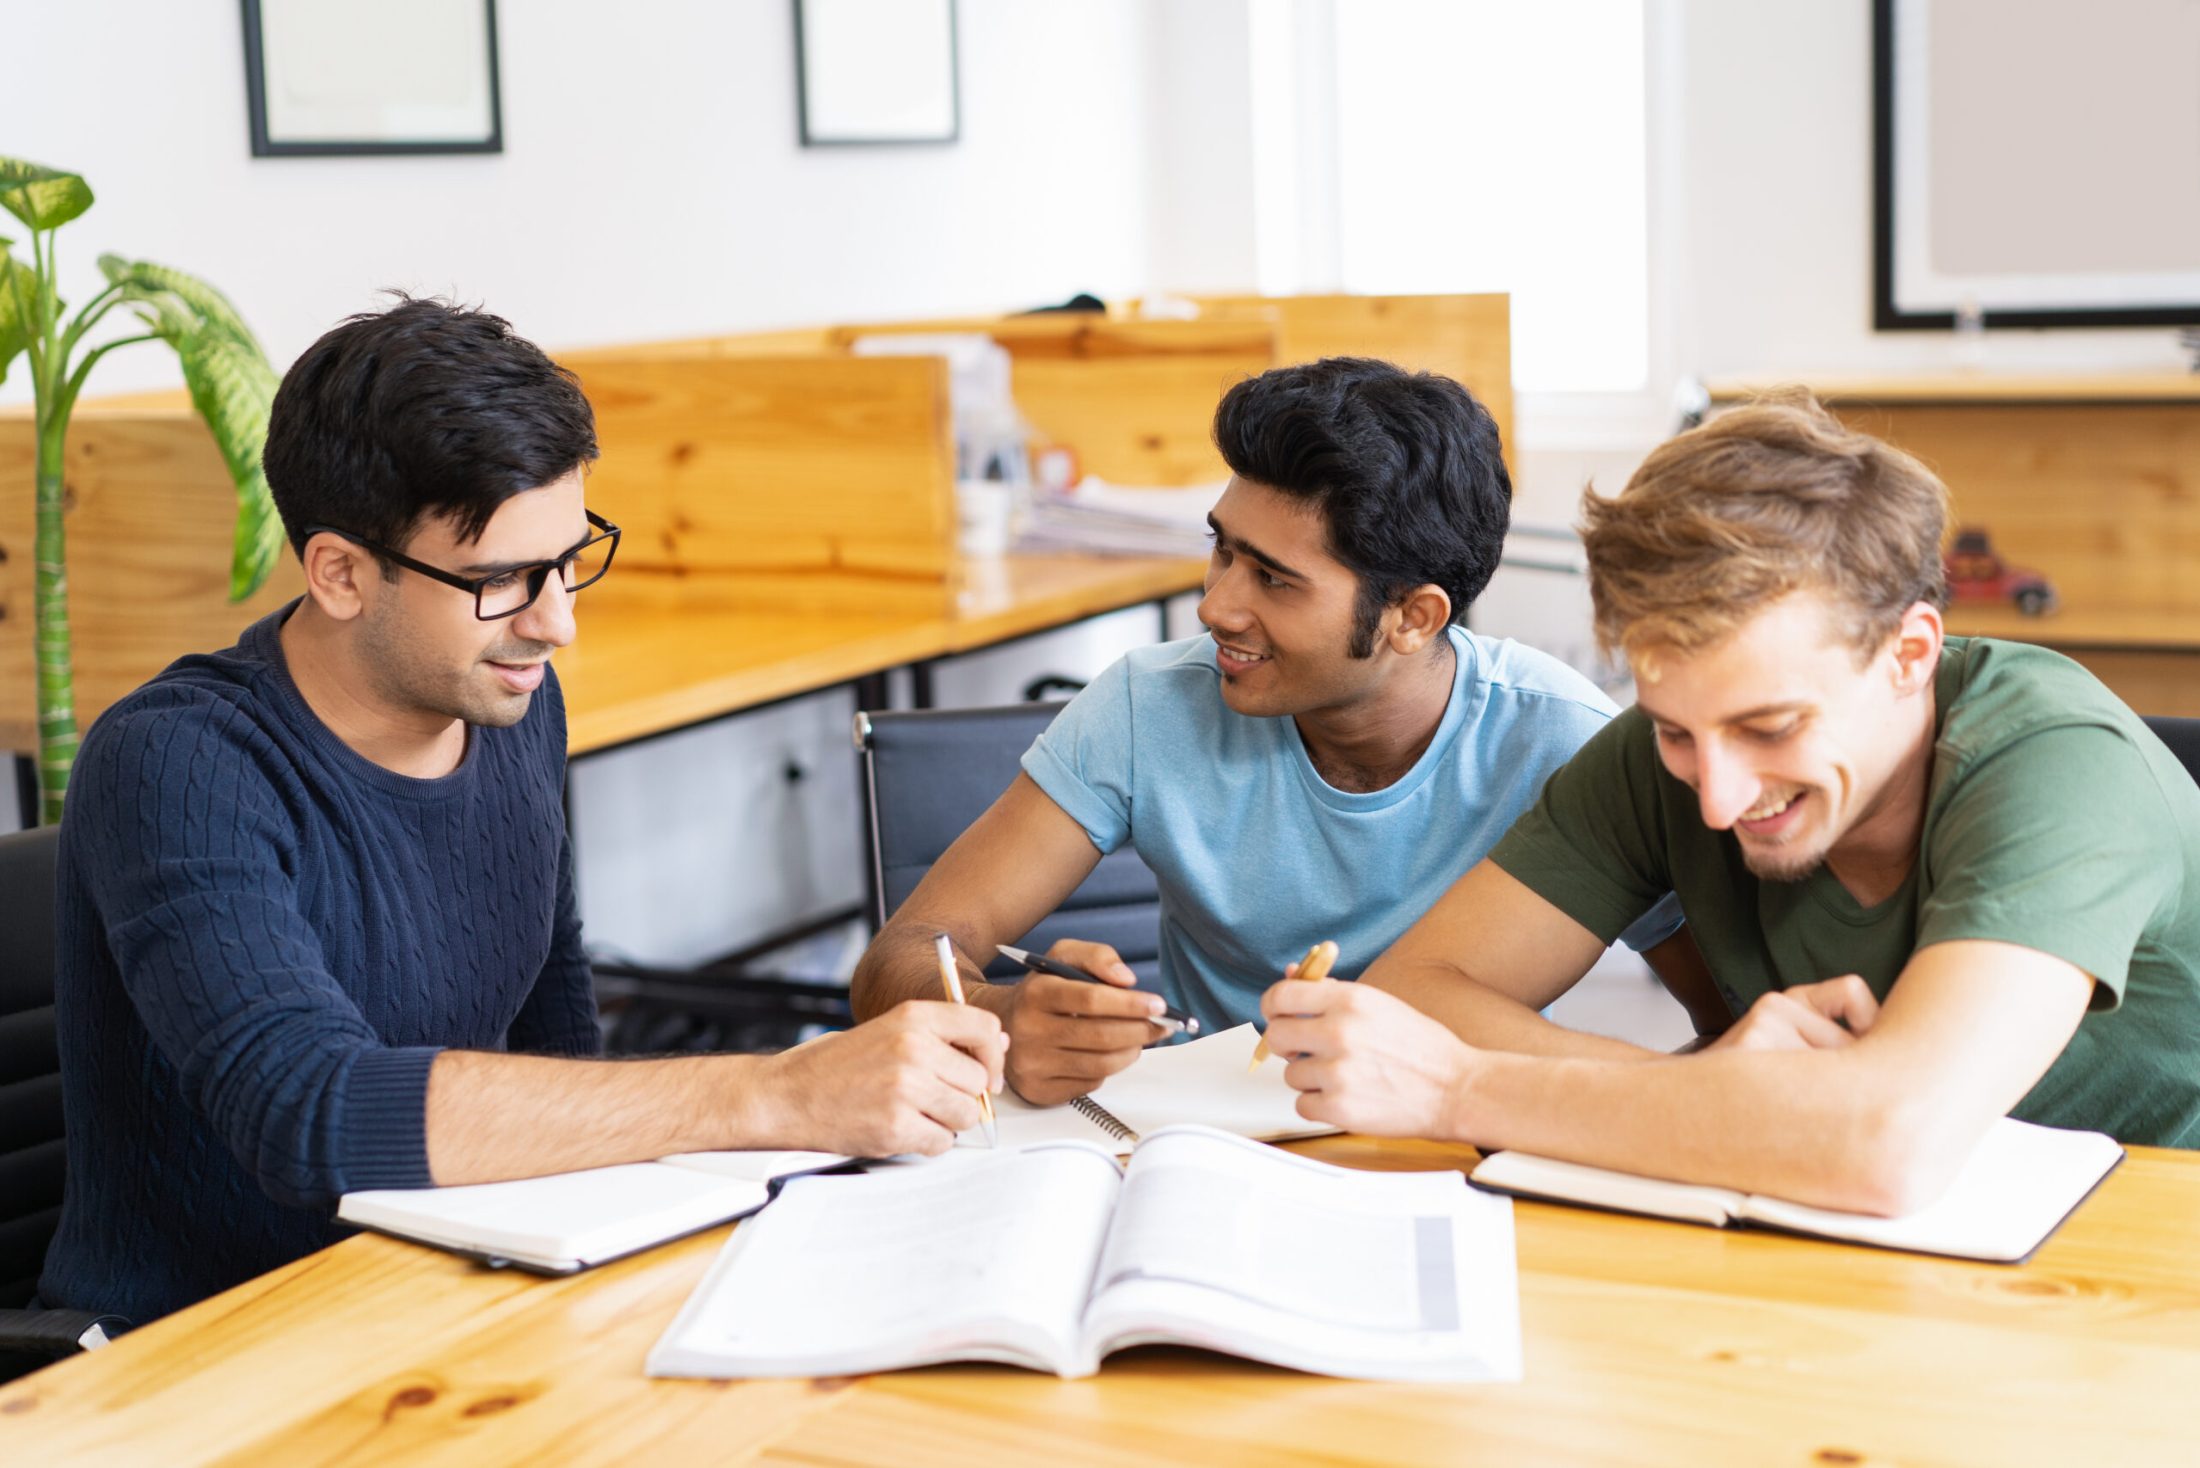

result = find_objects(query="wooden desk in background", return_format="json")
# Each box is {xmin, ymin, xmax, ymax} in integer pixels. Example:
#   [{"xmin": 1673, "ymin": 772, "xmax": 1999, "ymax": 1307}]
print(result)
[
  {"xmin": 5, "ymin": 1133, "xmax": 2196, "ymax": 1466},
  {"xmin": 558, "ymin": 552, "xmax": 1207, "ymax": 757}
]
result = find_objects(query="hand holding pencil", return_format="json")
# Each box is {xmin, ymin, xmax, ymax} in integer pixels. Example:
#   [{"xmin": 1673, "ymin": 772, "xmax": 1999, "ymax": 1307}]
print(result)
[
  {"xmin": 1249, "ymin": 940, "xmax": 1340, "ymax": 1070},
  {"xmin": 934, "ymin": 934, "xmax": 999, "ymax": 1147}
]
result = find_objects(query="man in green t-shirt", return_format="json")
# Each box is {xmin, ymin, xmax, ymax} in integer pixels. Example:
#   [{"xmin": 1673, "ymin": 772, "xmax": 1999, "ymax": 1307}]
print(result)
[{"xmin": 1259, "ymin": 393, "xmax": 2200, "ymax": 1214}]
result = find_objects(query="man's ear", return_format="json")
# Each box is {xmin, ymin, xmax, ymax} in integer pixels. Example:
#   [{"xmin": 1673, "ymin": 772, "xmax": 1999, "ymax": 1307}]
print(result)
[
  {"xmin": 1384, "ymin": 583, "xmax": 1455, "ymax": 656},
  {"xmin": 1887, "ymin": 599, "xmax": 1944, "ymax": 697},
  {"xmin": 299, "ymin": 533, "xmax": 374, "ymax": 623}
]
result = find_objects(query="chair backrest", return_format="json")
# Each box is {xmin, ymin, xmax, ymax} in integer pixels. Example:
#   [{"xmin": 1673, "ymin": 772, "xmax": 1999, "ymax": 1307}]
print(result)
[
  {"xmin": 2142, "ymin": 715, "xmax": 2200, "ymax": 789},
  {"xmin": 858, "ymin": 704, "xmax": 1163, "ymax": 984},
  {"xmin": 0, "ymin": 824, "xmax": 64, "ymax": 1309}
]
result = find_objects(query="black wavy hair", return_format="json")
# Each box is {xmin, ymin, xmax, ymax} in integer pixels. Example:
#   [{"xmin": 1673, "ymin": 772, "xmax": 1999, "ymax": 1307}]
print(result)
[
  {"xmin": 1212, "ymin": 356, "xmax": 1511, "ymax": 657},
  {"xmin": 263, "ymin": 295, "xmax": 599, "ymax": 560}
]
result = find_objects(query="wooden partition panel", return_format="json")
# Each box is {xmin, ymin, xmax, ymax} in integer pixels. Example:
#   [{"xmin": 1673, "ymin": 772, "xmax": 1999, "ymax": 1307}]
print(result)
[
  {"xmin": 1185, "ymin": 293, "xmax": 1516, "ymax": 472},
  {"xmin": 834, "ymin": 316, "xmax": 1277, "ymax": 486},
  {"xmin": 0, "ymin": 402, "xmax": 303, "ymax": 750},
  {"xmin": 562, "ymin": 352, "xmax": 958, "ymax": 614}
]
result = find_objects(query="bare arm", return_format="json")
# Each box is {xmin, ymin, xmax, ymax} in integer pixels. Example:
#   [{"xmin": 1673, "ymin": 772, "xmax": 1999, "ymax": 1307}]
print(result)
[
  {"xmin": 1270, "ymin": 939, "xmax": 2095, "ymax": 1214},
  {"xmin": 1360, "ymin": 857, "xmax": 1667, "ymax": 1061},
  {"xmin": 424, "ymin": 1001, "xmax": 1007, "ymax": 1183},
  {"xmin": 851, "ymin": 773, "xmax": 1169, "ymax": 1104}
]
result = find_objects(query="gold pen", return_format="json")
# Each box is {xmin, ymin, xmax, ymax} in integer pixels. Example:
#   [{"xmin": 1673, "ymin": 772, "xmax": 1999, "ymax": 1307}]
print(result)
[
  {"xmin": 1249, "ymin": 940, "xmax": 1339, "ymax": 1071},
  {"xmin": 934, "ymin": 933, "xmax": 998, "ymax": 1147}
]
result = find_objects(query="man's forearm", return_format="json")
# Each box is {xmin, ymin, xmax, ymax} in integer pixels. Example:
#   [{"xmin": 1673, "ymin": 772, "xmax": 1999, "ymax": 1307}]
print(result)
[
  {"xmin": 1370, "ymin": 966, "xmax": 1661, "ymax": 1062},
  {"xmin": 424, "ymin": 1049, "xmax": 787, "ymax": 1186},
  {"xmin": 851, "ymin": 918, "xmax": 1017, "ymax": 1023},
  {"xmin": 1453, "ymin": 1047, "xmax": 1935, "ymax": 1214}
]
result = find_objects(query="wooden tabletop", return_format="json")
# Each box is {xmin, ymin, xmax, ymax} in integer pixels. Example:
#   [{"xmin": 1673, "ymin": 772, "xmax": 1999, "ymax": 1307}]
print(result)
[
  {"xmin": 7, "ymin": 1134, "xmax": 2197, "ymax": 1467},
  {"xmin": 559, "ymin": 553, "xmax": 1206, "ymax": 755}
]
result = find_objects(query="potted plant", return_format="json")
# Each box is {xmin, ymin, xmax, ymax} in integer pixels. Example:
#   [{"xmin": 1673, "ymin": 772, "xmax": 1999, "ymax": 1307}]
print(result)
[{"xmin": 1, "ymin": 156, "xmax": 281, "ymax": 823}]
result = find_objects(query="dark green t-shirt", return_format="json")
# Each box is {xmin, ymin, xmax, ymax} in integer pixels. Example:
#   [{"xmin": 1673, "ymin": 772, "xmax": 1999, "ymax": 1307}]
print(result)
[{"xmin": 1490, "ymin": 637, "xmax": 2200, "ymax": 1147}]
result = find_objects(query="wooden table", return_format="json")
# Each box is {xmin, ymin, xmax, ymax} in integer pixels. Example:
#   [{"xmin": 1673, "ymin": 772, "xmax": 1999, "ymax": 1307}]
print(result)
[
  {"xmin": 559, "ymin": 552, "xmax": 1207, "ymax": 756},
  {"xmin": 8, "ymin": 1134, "xmax": 2197, "ymax": 1467}
]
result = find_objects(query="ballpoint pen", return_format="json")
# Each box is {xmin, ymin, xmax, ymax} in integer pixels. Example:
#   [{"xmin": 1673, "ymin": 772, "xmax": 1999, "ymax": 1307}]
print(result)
[
  {"xmin": 1249, "ymin": 939, "xmax": 1339, "ymax": 1070},
  {"xmin": 934, "ymin": 933, "xmax": 998, "ymax": 1147},
  {"xmin": 994, "ymin": 944, "xmax": 1200, "ymax": 1038}
]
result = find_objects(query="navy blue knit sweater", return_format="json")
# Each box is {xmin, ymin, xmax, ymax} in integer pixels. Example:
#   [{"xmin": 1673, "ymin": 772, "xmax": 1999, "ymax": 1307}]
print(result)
[{"xmin": 39, "ymin": 603, "xmax": 600, "ymax": 1325}]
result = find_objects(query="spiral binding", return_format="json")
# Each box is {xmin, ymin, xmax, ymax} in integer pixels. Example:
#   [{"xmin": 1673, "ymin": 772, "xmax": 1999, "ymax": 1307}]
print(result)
[{"xmin": 1071, "ymin": 1095, "xmax": 1139, "ymax": 1144}]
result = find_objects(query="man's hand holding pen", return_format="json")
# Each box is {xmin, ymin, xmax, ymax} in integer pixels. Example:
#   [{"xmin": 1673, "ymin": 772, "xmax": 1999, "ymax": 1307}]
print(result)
[
  {"xmin": 996, "ymin": 939, "xmax": 1173, "ymax": 1106},
  {"xmin": 1259, "ymin": 973, "xmax": 1479, "ymax": 1139}
]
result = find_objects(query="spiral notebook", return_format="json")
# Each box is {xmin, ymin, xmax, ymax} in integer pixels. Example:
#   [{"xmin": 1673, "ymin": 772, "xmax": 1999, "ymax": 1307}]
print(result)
[{"xmin": 959, "ymin": 1022, "xmax": 1338, "ymax": 1151}]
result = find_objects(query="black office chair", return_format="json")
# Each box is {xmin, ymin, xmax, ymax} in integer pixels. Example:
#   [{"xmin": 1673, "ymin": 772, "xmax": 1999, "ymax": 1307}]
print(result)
[
  {"xmin": 2142, "ymin": 715, "xmax": 2200, "ymax": 788},
  {"xmin": 0, "ymin": 824, "xmax": 125, "ymax": 1381},
  {"xmin": 856, "ymin": 702, "xmax": 1164, "ymax": 985}
]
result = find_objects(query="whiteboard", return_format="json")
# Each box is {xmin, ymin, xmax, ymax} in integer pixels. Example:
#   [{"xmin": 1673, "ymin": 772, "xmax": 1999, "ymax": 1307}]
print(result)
[{"xmin": 1876, "ymin": 0, "xmax": 2200, "ymax": 327}]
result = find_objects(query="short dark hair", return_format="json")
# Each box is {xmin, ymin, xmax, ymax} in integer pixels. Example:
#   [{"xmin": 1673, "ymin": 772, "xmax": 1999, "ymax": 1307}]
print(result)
[
  {"xmin": 1212, "ymin": 357, "xmax": 1511, "ymax": 657},
  {"xmin": 263, "ymin": 296, "xmax": 599, "ymax": 559}
]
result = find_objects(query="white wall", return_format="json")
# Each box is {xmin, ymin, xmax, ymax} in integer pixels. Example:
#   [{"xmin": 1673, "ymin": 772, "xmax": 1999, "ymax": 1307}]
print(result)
[
  {"xmin": 1675, "ymin": 0, "xmax": 2188, "ymax": 380},
  {"xmin": 4, "ymin": 0, "xmax": 1159, "ymax": 405}
]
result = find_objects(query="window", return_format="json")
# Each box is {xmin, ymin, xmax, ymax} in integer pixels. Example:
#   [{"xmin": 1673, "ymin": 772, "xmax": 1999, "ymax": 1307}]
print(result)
[{"xmin": 1252, "ymin": 0, "xmax": 1650, "ymax": 395}]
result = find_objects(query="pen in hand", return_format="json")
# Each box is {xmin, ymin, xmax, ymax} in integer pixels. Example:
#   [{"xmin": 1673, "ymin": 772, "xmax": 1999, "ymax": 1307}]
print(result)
[
  {"xmin": 1249, "ymin": 940, "xmax": 1339, "ymax": 1071},
  {"xmin": 934, "ymin": 934, "xmax": 998, "ymax": 1147},
  {"xmin": 995, "ymin": 945, "xmax": 1200, "ymax": 1038}
]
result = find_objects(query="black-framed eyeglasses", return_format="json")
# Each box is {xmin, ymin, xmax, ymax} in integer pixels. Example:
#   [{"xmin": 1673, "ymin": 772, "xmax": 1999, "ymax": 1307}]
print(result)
[{"xmin": 303, "ymin": 510, "xmax": 621, "ymax": 621}]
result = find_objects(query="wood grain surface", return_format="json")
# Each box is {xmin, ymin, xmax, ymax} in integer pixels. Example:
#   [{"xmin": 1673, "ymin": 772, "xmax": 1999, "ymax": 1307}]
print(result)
[{"xmin": 5, "ymin": 1135, "xmax": 2195, "ymax": 1467}]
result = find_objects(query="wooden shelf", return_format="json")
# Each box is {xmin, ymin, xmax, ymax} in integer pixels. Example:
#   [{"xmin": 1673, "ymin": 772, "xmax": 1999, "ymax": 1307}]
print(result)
[{"xmin": 1707, "ymin": 372, "xmax": 2200, "ymax": 405}]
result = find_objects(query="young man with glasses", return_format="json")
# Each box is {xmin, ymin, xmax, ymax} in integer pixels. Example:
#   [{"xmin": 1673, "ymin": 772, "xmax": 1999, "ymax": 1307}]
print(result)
[{"xmin": 39, "ymin": 299, "xmax": 1003, "ymax": 1328}]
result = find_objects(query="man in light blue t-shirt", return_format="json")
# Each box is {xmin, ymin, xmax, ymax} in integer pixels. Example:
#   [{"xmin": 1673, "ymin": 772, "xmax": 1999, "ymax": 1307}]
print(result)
[{"xmin": 852, "ymin": 358, "xmax": 1683, "ymax": 1104}]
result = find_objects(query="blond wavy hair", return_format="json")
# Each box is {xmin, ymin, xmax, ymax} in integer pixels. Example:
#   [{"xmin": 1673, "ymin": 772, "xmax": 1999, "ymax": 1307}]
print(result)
[{"xmin": 1581, "ymin": 390, "xmax": 1949, "ymax": 663}]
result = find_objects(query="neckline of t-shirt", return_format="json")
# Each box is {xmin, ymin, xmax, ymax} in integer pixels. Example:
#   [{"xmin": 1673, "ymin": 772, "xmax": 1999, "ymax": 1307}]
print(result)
[
  {"xmin": 248, "ymin": 601, "xmax": 486, "ymax": 800},
  {"xmin": 1283, "ymin": 626, "xmax": 1487, "ymax": 812},
  {"xmin": 1801, "ymin": 860, "xmax": 1919, "ymax": 927}
]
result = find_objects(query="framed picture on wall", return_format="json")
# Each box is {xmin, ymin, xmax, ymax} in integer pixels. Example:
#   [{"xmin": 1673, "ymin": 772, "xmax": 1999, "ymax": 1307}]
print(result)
[
  {"xmin": 794, "ymin": 0, "xmax": 960, "ymax": 146},
  {"xmin": 242, "ymin": 0, "xmax": 503, "ymax": 157}
]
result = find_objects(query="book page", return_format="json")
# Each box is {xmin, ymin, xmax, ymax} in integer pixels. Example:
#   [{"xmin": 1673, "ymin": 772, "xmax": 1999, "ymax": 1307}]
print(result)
[
  {"xmin": 339, "ymin": 1162, "xmax": 759, "ymax": 1267},
  {"xmin": 1737, "ymin": 1118, "xmax": 2125, "ymax": 1262},
  {"xmin": 1093, "ymin": 1024, "xmax": 1341, "ymax": 1143},
  {"xmin": 1468, "ymin": 1151, "xmax": 1747, "ymax": 1229},
  {"xmin": 648, "ymin": 1143, "xmax": 1123, "ymax": 1379},
  {"xmin": 952, "ymin": 1089, "xmax": 1117, "ymax": 1150},
  {"xmin": 657, "ymin": 1148, "xmax": 848, "ymax": 1181},
  {"xmin": 1080, "ymin": 1128, "xmax": 1521, "ymax": 1382}
]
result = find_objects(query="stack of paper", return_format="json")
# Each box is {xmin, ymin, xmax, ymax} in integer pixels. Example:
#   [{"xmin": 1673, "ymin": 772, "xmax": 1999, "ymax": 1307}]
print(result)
[{"xmin": 1014, "ymin": 477, "xmax": 1225, "ymax": 557}]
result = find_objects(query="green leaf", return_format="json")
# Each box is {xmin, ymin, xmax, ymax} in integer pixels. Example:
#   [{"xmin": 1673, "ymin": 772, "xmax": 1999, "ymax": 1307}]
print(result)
[
  {"xmin": 175, "ymin": 331, "xmax": 282, "ymax": 601},
  {"xmin": 0, "ymin": 156, "xmax": 93, "ymax": 231},
  {"xmin": 100, "ymin": 255, "xmax": 264, "ymax": 357},
  {"xmin": 0, "ymin": 237, "xmax": 32, "ymax": 391},
  {"xmin": 113, "ymin": 264, "xmax": 283, "ymax": 601}
]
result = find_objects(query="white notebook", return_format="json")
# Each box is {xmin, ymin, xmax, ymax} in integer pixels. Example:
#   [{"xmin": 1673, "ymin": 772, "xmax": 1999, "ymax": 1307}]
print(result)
[
  {"xmin": 649, "ymin": 1125, "xmax": 1522, "ymax": 1383},
  {"xmin": 960, "ymin": 1022, "xmax": 1340, "ymax": 1151},
  {"xmin": 1468, "ymin": 1117, "xmax": 2124, "ymax": 1264},
  {"xmin": 337, "ymin": 1148, "xmax": 847, "ymax": 1274}
]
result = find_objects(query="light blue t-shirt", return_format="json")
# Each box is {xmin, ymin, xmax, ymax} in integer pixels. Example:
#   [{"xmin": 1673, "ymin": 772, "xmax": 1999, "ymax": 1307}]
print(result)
[{"xmin": 1022, "ymin": 626, "xmax": 1680, "ymax": 1026}]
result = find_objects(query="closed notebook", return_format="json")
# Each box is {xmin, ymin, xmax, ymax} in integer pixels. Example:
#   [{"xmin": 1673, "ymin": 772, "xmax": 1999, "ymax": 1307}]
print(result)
[
  {"xmin": 336, "ymin": 1148, "xmax": 848, "ymax": 1275},
  {"xmin": 959, "ymin": 1022, "xmax": 1338, "ymax": 1151},
  {"xmin": 649, "ymin": 1125, "xmax": 1522, "ymax": 1383},
  {"xmin": 1468, "ymin": 1117, "xmax": 2123, "ymax": 1264}
]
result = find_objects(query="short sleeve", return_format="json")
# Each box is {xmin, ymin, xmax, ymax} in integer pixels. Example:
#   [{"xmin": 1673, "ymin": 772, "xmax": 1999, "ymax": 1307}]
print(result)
[
  {"xmin": 1917, "ymin": 724, "xmax": 2180, "ymax": 1011},
  {"xmin": 1020, "ymin": 654, "xmax": 1138, "ymax": 855},
  {"xmin": 1489, "ymin": 709, "xmax": 1676, "ymax": 945}
]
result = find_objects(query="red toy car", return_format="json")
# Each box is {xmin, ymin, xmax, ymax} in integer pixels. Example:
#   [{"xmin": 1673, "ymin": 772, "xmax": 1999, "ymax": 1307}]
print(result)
[{"xmin": 1945, "ymin": 528, "xmax": 2056, "ymax": 616}]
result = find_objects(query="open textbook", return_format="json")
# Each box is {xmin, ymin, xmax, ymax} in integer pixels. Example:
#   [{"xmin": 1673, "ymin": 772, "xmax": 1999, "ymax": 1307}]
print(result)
[
  {"xmin": 961, "ymin": 1022, "xmax": 1340, "ymax": 1151},
  {"xmin": 1469, "ymin": 1117, "xmax": 2124, "ymax": 1264},
  {"xmin": 336, "ymin": 1148, "xmax": 849, "ymax": 1274},
  {"xmin": 649, "ymin": 1126, "xmax": 1521, "ymax": 1382}
]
